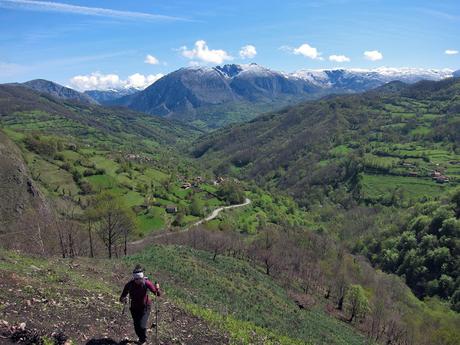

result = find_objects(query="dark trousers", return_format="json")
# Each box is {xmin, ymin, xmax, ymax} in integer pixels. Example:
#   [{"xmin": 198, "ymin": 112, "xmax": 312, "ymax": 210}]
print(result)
[{"xmin": 130, "ymin": 305, "xmax": 151, "ymax": 342}]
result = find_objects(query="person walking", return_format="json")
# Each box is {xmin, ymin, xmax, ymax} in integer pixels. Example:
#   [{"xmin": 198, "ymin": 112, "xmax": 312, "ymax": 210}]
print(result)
[{"xmin": 120, "ymin": 265, "xmax": 161, "ymax": 344}]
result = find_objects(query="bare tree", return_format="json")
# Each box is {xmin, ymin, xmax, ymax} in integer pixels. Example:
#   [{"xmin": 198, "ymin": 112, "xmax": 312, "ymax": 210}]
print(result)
[
  {"xmin": 93, "ymin": 192, "xmax": 136, "ymax": 258},
  {"xmin": 249, "ymin": 227, "xmax": 279, "ymax": 275}
]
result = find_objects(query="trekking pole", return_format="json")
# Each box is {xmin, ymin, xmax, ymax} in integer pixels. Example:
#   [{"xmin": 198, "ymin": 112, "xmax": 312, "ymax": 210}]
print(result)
[
  {"xmin": 155, "ymin": 294, "xmax": 159, "ymax": 344},
  {"xmin": 150, "ymin": 280, "xmax": 160, "ymax": 344},
  {"xmin": 155, "ymin": 296, "xmax": 159, "ymax": 344},
  {"xmin": 121, "ymin": 296, "xmax": 128, "ymax": 316}
]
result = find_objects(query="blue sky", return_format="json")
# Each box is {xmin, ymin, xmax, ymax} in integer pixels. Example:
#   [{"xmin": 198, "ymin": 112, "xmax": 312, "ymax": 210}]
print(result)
[{"xmin": 0, "ymin": 0, "xmax": 459, "ymax": 89}]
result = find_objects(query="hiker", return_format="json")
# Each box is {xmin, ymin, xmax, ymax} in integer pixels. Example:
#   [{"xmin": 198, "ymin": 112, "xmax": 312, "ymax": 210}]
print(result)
[{"xmin": 120, "ymin": 265, "xmax": 161, "ymax": 344}]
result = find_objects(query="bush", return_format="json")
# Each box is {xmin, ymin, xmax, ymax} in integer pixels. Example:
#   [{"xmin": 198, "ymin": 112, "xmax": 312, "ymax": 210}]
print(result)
[
  {"xmin": 60, "ymin": 162, "xmax": 71, "ymax": 171},
  {"xmin": 72, "ymin": 169, "xmax": 82, "ymax": 183},
  {"xmin": 54, "ymin": 153, "xmax": 65, "ymax": 161},
  {"xmin": 83, "ymin": 169, "xmax": 96, "ymax": 177},
  {"xmin": 24, "ymin": 134, "xmax": 57, "ymax": 157},
  {"xmin": 78, "ymin": 181, "xmax": 93, "ymax": 195}
]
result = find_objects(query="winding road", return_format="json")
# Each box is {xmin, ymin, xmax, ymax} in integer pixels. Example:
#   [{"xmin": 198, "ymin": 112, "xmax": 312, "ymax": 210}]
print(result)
[{"xmin": 128, "ymin": 198, "xmax": 251, "ymax": 251}]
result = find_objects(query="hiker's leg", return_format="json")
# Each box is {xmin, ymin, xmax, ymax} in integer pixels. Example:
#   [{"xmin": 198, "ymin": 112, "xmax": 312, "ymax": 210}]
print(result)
[
  {"xmin": 138, "ymin": 305, "xmax": 151, "ymax": 342},
  {"xmin": 130, "ymin": 309, "xmax": 143, "ymax": 340}
]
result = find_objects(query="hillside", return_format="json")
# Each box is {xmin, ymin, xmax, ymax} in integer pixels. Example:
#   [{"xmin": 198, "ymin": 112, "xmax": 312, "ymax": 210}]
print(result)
[
  {"xmin": 0, "ymin": 131, "xmax": 49, "ymax": 236},
  {"xmin": 193, "ymin": 77, "xmax": 460, "ymax": 207},
  {"xmin": 0, "ymin": 84, "xmax": 202, "ymax": 148},
  {"xmin": 191, "ymin": 77, "xmax": 460, "ymax": 319},
  {"xmin": 0, "ymin": 246, "xmax": 368, "ymax": 345}
]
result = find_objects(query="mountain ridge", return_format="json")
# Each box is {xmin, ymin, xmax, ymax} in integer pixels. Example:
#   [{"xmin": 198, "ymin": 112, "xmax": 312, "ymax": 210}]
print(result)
[
  {"xmin": 110, "ymin": 64, "xmax": 456, "ymax": 128},
  {"xmin": 22, "ymin": 79, "xmax": 98, "ymax": 105}
]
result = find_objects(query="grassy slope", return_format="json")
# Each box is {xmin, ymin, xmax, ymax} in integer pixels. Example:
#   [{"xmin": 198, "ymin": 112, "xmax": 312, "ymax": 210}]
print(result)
[{"xmin": 126, "ymin": 245, "xmax": 367, "ymax": 345}]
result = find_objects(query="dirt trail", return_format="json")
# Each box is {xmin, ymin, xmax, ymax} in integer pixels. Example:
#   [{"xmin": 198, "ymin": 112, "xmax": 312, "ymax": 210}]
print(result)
[{"xmin": 0, "ymin": 257, "xmax": 229, "ymax": 344}]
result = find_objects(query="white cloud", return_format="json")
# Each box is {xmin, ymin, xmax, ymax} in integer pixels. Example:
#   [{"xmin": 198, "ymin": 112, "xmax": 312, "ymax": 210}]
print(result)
[
  {"xmin": 329, "ymin": 54, "xmax": 351, "ymax": 62},
  {"xmin": 126, "ymin": 73, "xmax": 163, "ymax": 89},
  {"xmin": 364, "ymin": 50, "xmax": 383, "ymax": 61},
  {"xmin": 445, "ymin": 49, "xmax": 459, "ymax": 55},
  {"xmin": 292, "ymin": 43, "xmax": 322, "ymax": 60},
  {"xmin": 239, "ymin": 45, "xmax": 257, "ymax": 59},
  {"xmin": 144, "ymin": 54, "xmax": 159, "ymax": 65},
  {"xmin": 179, "ymin": 40, "xmax": 233, "ymax": 64},
  {"xmin": 0, "ymin": 0, "xmax": 185, "ymax": 21},
  {"xmin": 69, "ymin": 72, "xmax": 164, "ymax": 91}
]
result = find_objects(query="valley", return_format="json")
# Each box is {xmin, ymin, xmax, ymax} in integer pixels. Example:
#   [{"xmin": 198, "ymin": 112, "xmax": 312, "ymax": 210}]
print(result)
[{"xmin": 0, "ymin": 73, "xmax": 459, "ymax": 345}]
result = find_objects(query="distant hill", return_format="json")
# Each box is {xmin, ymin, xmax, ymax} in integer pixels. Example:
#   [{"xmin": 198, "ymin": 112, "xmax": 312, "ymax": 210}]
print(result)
[
  {"xmin": 0, "ymin": 83, "xmax": 202, "ymax": 147},
  {"xmin": 22, "ymin": 79, "xmax": 97, "ymax": 105},
  {"xmin": 111, "ymin": 64, "xmax": 454, "ymax": 129}
]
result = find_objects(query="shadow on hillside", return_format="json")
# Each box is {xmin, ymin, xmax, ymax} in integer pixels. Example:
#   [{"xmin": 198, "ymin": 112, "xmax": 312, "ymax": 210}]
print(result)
[{"xmin": 86, "ymin": 339, "xmax": 137, "ymax": 345}]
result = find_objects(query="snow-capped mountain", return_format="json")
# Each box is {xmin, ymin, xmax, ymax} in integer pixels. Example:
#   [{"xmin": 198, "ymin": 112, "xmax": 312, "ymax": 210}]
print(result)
[
  {"xmin": 291, "ymin": 67, "xmax": 454, "ymax": 92},
  {"xmin": 112, "ymin": 64, "xmax": 455, "ymax": 124},
  {"xmin": 84, "ymin": 87, "xmax": 139, "ymax": 104}
]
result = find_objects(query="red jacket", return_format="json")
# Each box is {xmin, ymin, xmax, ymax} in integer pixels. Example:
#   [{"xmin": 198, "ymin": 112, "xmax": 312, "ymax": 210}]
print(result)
[{"xmin": 120, "ymin": 279, "xmax": 160, "ymax": 311}]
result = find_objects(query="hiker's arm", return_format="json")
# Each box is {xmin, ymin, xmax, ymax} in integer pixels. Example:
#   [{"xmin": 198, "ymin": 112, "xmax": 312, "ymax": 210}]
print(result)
[
  {"xmin": 119, "ymin": 282, "xmax": 129, "ymax": 302},
  {"xmin": 147, "ymin": 280, "xmax": 161, "ymax": 296}
]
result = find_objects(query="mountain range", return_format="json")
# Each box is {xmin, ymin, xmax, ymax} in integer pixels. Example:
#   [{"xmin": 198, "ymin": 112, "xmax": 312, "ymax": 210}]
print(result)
[
  {"xmin": 110, "ymin": 64, "xmax": 455, "ymax": 128},
  {"xmin": 83, "ymin": 87, "xmax": 139, "ymax": 103},
  {"xmin": 5, "ymin": 65, "xmax": 458, "ymax": 129}
]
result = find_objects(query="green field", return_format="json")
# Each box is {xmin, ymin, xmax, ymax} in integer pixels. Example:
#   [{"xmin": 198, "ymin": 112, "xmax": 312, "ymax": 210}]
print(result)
[{"xmin": 361, "ymin": 173, "xmax": 449, "ymax": 202}]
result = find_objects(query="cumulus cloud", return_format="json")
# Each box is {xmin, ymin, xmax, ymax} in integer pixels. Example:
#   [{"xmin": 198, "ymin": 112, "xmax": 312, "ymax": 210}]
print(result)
[
  {"xmin": 364, "ymin": 50, "xmax": 383, "ymax": 61},
  {"xmin": 292, "ymin": 43, "xmax": 322, "ymax": 60},
  {"xmin": 329, "ymin": 54, "xmax": 351, "ymax": 62},
  {"xmin": 179, "ymin": 40, "xmax": 233, "ymax": 64},
  {"xmin": 144, "ymin": 54, "xmax": 159, "ymax": 65},
  {"xmin": 445, "ymin": 49, "xmax": 459, "ymax": 55},
  {"xmin": 239, "ymin": 45, "xmax": 257, "ymax": 59},
  {"xmin": 69, "ymin": 72, "xmax": 164, "ymax": 91}
]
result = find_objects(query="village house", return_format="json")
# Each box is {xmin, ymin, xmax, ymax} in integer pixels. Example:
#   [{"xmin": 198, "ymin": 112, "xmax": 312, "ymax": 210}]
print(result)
[
  {"xmin": 431, "ymin": 170, "xmax": 449, "ymax": 183},
  {"xmin": 181, "ymin": 182, "xmax": 192, "ymax": 189},
  {"xmin": 165, "ymin": 205, "xmax": 178, "ymax": 213}
]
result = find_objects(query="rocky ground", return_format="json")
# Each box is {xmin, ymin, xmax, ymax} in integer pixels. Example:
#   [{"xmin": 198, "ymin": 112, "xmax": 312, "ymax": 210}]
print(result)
[{"xmin": 0, "ymin": 251, "xmax": 229, "ymax": 345}]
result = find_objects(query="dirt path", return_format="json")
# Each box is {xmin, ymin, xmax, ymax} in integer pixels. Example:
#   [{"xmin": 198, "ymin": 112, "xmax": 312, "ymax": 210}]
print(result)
[{"xmin": 128, "ymin": 198, "xmax": 251, "ymax": 252}]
